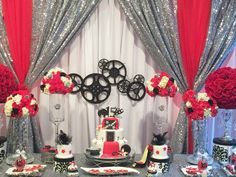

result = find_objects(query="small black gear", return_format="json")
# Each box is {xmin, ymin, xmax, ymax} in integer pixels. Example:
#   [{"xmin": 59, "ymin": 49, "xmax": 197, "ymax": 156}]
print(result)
[
  {"xmin": 117, "ymin": 79, "xmax": 130, "ymax": 93},
  {"xmin": 133, "ymin": 74, "xmax": 145, "ymax": 84},
  {"xmin": 69, "ymin": 73, "xmax": 83, "ymax": 94},
  {"xmin": 127, "ymin": 82, "xmax": 146, "ymax": 101},
  {"xmin": 98, "ymin": 58, "xmax": 109, "ymax": 70}
]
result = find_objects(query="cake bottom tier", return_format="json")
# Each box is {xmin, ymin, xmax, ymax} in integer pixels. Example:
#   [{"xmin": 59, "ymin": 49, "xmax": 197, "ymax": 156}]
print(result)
[{"xmin": 54, "ymin": 156, "xmax": 74, "ymax": 173}]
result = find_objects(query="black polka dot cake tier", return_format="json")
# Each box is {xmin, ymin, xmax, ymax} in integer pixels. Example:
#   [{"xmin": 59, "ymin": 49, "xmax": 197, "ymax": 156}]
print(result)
[{"xmin": 53, "ymin": 130, "xmax": 74, "ymax": 173}]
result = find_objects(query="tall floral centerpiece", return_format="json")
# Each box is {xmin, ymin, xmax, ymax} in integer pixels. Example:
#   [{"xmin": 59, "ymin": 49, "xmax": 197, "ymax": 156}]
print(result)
[
  {"xmin": 205, "ymin": 67, "xmax": 236, "ymax": 163},
  {"xmin": 183, "ymin": 90, "xmax": 218, "ymax": 164},
  {"xmin": 40, "ymin": 67, "xmax": 74, "ymax": 145},
  {"xmin": 146, "ymin": 72, "xmax": 178, "ymax": 137},
  {"xmin": 4, "ymin": 89, "xmax": 39, "ymax": 163}
]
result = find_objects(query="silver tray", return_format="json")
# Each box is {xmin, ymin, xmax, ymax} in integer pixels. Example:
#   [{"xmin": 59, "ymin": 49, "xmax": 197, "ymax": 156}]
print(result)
[{"xmin": 84, "ymin": 149, "xmax": 135, "ymax": 167}]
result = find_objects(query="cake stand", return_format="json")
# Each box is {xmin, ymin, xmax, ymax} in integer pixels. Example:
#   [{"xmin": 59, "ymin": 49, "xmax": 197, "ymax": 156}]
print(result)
[{"xmin": 84, "ymin": 149, "xmax": 135, "ymax": 167}]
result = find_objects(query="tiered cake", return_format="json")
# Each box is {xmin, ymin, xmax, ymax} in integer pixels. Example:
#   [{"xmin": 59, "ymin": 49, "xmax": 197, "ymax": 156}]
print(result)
[
  {"xmin": 89, "ymin": 107, "xmax": 130, "ymax": 158},
  {"xmin": 147, "ymin": 132, "xmax": 170, "ymax": 175},
  {"xmin": 54, "ymin": 130, "xmax": 74, "ymax": 173}
]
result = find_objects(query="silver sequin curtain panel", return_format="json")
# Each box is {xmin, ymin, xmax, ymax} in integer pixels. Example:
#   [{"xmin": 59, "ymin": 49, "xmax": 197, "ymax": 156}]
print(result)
[
  {"xmin": 26, "ymin": 0, "xmax": 101, "ymax": 87},
  {"xmin": 0, "ymin": 0, "xmax": 101, "ymax": 152},
  {"xmin": 118, "ymin": 0, "xmax": 236, "ymax": 153}
]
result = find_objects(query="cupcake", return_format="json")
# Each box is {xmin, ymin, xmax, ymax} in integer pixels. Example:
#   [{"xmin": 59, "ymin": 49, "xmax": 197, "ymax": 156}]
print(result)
[{"xmin": 67, "ymin": 161, "xmax": 79, "ymax": 176}]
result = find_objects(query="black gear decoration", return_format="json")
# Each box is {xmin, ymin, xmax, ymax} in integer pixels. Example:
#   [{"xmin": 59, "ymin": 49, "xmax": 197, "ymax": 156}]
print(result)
[
  {"xmin": 81, "ymin": 73, "xmax": 111, "ymax": 104},
  {"xmin": 98, "ymin": 58, "xmax": 109, "ymax": 70},
  {"xmin": 69, "ymin": 73, "xmax": 83, "ymax": 94},
  {"xmin": 127, "ymin": 82, "xmax": 146, "ymax": 101},
  {"xmin": 133, "ymin": 74, "xmax": 145, "ymax": 84},
  {"xmin": 117, "ymin": 79, "xmax": 130, "ymax": 93},
  {"xmin": 101, "ymin": 60, "xmax": 127, "ymax": 85}
]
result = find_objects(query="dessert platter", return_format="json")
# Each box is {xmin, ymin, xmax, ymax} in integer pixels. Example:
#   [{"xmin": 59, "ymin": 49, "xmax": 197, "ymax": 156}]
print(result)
[
  {"xmin": 223, "ymin": 164, "xmax": 236, "ymax": 176},
  {"xmin": 180, "ymin": 165, "xmax": 212, "ymax": 177},
  {"xmin": 85, "ymin": 107, "xmax": 135, "ymax": 166},
  {"xmin": 81, "ymin": 166, "xmax": 139, "ymax": 176},
  {"xmin": 5, "ymin": 164, "xmax": 46, "ymax": 176}
]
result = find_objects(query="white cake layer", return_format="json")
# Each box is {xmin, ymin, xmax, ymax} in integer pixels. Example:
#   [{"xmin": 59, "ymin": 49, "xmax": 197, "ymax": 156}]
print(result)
[
  {"xmin": 56, "ymin": 144, "xmax": 74, "ymax": 159},
  {"xmin": 96, "ymin": 128, "xmax": 125, "ymax": 141},
  {"xmin": 152, "ymin": 144, "xmax": 168, "ymax": 159}
]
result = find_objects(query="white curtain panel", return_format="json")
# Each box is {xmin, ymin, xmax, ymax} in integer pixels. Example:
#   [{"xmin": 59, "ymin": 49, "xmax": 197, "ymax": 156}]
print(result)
[{"xmin": 31, "ymin": 0, "xmax": 236, "ymax": 154}]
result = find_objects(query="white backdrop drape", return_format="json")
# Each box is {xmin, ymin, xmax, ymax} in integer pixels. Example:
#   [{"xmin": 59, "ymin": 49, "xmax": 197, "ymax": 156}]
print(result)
[{"xmin": 30, "ymin": 0, "xmax": 236, "ymax": 154}]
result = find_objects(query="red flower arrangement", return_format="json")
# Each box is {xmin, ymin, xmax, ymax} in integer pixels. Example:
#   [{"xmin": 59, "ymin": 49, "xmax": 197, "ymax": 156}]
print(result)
[
  {"xmin": 40, "ymin": 67, "xmax": 74, "ymax": 94},
  {"xmin": 146, "ymin": 72, "xmax": 178, "ymax": 97},
  {"xmin": 0, "ymin": 64, "xmax": 18, "ymax": 103},
  {"xmin": 183, "ymin": 90, "xmax": 218, "ymax": 120},
  {"xmin": 205, "ymin": 67, "xmax": 236, "ymax": 109},
  {"xmin": 4, "ymin": 90, "xmax": 38, "ymax": 118}
]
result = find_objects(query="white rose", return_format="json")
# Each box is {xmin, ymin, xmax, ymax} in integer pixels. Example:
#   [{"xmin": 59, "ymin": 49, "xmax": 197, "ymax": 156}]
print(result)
[
  {"xmin": 30, "ymin": 99, "xmax": 37, "ymax": 105},
  {"xmin": 4, "ymin": 100, "xmax": 13, "ymax": 117},
  {"xmin": 61, "ymin": 77, "xmax": 72, "ymax": 87},
  {"xmin": 13, "ymin": 95, "xmax": 22, "ymax": 105},
  {"xmin": 204, "ymin": 108, "xmax": 212, "ymax": 117},
  {"xmin": 158, "ymin": 76, "xmax": 169, "ymax": 88},
  {"xmin": 186, "ymin": 101, "xmax": 192, "ymax": 108},
  {"xmin": 44, "ymin": 84, "xmax": 50, "ymax": 94},
  {"xmin": 197, "ymin": 93, "xmax": 209, "ymax": 101},
  {"xmin": 22, "ymin": 107, "xmax": 29, "ymax": 116},
  {"xmin": 146, "ymin": 80, "xmax": 154, "ymax": 92}
]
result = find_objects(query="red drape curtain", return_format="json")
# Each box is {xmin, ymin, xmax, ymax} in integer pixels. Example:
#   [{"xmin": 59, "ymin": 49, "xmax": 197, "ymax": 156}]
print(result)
[
  {"xmin": 2, "ymin": 0, "xmax": 32, "ymax": 85},
  {"xmin": 177, "ymin": 0, "xmax": 211, "ymax": 153}
]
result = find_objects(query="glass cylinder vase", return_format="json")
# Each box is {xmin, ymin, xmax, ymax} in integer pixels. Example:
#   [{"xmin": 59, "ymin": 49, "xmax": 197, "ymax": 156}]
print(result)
[
  {"xmin": 187, "ymin": 119, "xmax": 213, "ymax": 164},
  {"xmin": 49, "ymin": 94, "xmax": 65, "ymax": 146},
  {"xmin": 152, "ymin": 96, "xmax": 169, "ymax": 135},
  {"xmin": 6, "ymin": 116, "xmax": 34, "ymax": 164}
]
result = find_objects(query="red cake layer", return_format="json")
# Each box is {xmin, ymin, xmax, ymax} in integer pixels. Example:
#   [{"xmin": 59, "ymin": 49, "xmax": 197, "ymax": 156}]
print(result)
[{"xmin": 102, "ymin": 141, "xmax": 119, "ymax": 158}]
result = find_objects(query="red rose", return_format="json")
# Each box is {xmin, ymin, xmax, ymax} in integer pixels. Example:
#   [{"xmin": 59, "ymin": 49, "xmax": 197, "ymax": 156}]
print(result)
[
  {"xmin": 205, "ymin": 67, "xmax": 236, "ymax": 109},
  {"xmin": 0, "ymin": 64, "xmax": 18, "ymax": 103}
]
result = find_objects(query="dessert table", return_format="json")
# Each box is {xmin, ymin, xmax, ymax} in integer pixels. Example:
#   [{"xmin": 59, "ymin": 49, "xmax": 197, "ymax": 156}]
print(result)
[{"xmin": 1, "ymin": 153, "xmax": 227, "ymax": 176}]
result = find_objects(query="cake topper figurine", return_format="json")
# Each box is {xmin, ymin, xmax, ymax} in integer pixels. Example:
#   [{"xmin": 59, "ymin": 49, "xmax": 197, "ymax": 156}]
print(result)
[
  {"xmin": 151, "ymin": 132, "xmax": 168, "ymax": 145},
  {"xmin": 98, "ymin": 106, "xmax": 110, "ymax": 118},
  {"xmin": 57, "ymin": 130, "xmax": 72, "ymax": 145},
  {"xmin": 98, "ymin": 107, "xmax": 124, "ymax": 118}
]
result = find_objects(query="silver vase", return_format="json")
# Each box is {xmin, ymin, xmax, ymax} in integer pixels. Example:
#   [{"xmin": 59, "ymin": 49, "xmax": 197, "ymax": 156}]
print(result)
[
  {"xmin": 6, "ymin": 116, "xmax": 34, "ymax": 164},
  {"xmin": 187, "ymin": 119, "xmax": 213, "ymax": 164}
]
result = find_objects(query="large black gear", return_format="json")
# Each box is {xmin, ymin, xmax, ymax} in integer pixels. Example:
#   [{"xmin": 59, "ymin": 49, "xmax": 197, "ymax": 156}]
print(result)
[
  {"xmin": 127, "ymin": 82, "xmax": 146, "ymax": 101},
  {"xmin": 81, "ymin": 73, "xmax": 111, "ymax": 104},
  {"xmin": 101, "ymin": 60, "xmax": 127, "ymax": 85},
  {"xmin": 69, "ymin": 73, "xmax": 83, "ymax": 94}
]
